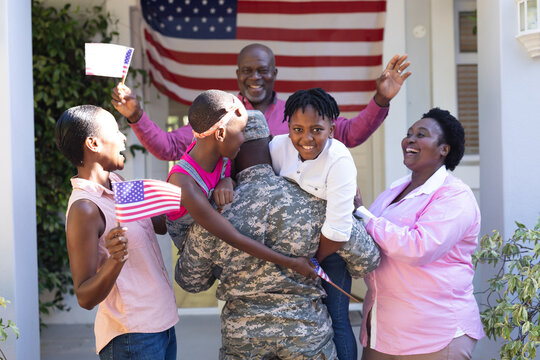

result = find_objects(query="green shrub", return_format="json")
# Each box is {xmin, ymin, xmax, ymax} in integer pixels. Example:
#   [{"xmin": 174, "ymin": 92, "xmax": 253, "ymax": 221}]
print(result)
[
  {"xmin": 473, "ymin": 218, "xmax": 540, "ymax": 360},
  {"xmin": 0, "ymin": 296, "xmax": 19, "ymax": 360},
  {"xmin": 32, "ymin": 0, "xmax": 119, "ymax": 320}
]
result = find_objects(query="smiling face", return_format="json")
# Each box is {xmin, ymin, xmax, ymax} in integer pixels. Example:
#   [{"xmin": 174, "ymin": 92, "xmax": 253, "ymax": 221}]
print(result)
[
  {"xmin": 236, "ymin": 46, "xmax": 277, "ymax": 110},
  {"xmin": 402, "ymin": 117, "xmax": 449, "ymax": 175},
  {"xmin": 96, "ymin": 110, "xmax": 127, "ymax": 171},
  {"xmin": 288, "ymin": 105, "xmax": 335, "ymax": 161}
]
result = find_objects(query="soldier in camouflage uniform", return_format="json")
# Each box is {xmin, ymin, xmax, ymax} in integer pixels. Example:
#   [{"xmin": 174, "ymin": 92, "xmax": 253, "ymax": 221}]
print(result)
[{"xmin": 173, "ymin": 110, "xmax": 380, "ymax": 360}]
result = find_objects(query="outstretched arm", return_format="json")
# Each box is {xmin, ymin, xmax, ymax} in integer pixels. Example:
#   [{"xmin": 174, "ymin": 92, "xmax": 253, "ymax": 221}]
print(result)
[
  {"xmin": 111, "ymin": 83, "xmax": 193, "ymax": 160},
  {"xmin": 334, "ymin": 54, "xmax": 412, "ymax": 147},
  {"xmin": 170, "ymin": 173, "xmax": 317, "ymax": 278},
  {"xmin": 66, "ymin": 199, "xmax": 128, "ymax": 310}
]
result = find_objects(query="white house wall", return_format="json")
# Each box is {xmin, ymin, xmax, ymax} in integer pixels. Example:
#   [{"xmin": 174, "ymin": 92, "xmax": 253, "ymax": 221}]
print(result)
[
  {"xmin": 478, "ymin": 0, "xmax": 540, "ymax": 358},
  {"xmin": 383, "ymin": 0, "xmax": 409, "ymax": 186},
  {"xmin": 0, "ymin": 0, "xmax": 40, "ymax": 358},
  {"xmin": 478, "ymin": 0, "xmax": 540, "ymax": 237}
]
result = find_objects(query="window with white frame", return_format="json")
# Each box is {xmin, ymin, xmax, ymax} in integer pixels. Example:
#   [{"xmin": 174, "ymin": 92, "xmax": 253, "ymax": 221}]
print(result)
[{"xmin": 455, "ymin": 0, "xmax": 479, "ymax": 155}]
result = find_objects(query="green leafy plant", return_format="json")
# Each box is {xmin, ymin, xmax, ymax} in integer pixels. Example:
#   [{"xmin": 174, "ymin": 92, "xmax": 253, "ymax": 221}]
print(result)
[
  {"xmin": 0, "ymin": 296, "xmax": 20, "ymax": 360},
  {"xmin": 32, "ymin": 0, "xmax": 142, "ymax": 321},
  {"xmin": 473, "ymin": 218, "xmax": 540, "ymax": 360}
]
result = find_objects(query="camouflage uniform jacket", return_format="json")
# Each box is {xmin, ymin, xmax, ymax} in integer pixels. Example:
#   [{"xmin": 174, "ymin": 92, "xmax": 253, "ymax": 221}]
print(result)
[{"xmin": 175, "ymin": 164, "xmax": 380, "ymax": 339}]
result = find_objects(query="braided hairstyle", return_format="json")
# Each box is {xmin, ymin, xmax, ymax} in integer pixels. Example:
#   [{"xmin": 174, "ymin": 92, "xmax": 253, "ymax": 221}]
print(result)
[{"xmin": 283, "ymin": 88, "xmax": 340, "ymax": 124}]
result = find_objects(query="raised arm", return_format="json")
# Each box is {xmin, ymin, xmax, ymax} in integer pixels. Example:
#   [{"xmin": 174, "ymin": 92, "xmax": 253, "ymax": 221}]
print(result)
[
  {"xmin": 334, "ymin": 54, "xmax": 412, "ymax": 147},
  {"xmin": 111, "ymin": 83, "xmax": 193, "ymax": 160},
  {"xmin": 66, "ymin": 199, "xmax": 128, "ymax": 310},
  {"xmin": 170, "ymin": 173, "xmax": 317, "ymax": 278}
]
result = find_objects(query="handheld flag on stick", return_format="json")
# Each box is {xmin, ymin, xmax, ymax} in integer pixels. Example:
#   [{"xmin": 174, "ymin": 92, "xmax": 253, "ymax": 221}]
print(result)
[
  {"xmin": 311, "ymin": 258, "xmax": 361, "ymax": 303},
  {"xmin": 112, "ymin": 179, "xmax": 181, "ymax": 223},
  {"xmin": 85, "ymin": 43, "xmax": 134, "ymax": 83}
]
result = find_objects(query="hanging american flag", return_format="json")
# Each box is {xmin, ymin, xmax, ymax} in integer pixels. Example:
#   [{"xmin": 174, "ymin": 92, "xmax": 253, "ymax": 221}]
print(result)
[
  {"xmin": 85, "ymin": 43, "xmax": 134, "ymax": 79},
  {"xmin": 112, "ymin": 179, "xmax": 182, "ymax": 223},
  {"xmin": 140, "ymin": 0, "xmax": 386, "ymax": 112}
]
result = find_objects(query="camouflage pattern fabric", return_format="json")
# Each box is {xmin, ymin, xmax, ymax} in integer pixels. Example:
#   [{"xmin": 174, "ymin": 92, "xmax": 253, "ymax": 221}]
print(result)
[
  {"xmin": 174, "ymin": 164, "xmax": 380, "ymax": 355},
  {"xmin": 219, "ymin": 331, "xmax": 336, "ymax": 360}
]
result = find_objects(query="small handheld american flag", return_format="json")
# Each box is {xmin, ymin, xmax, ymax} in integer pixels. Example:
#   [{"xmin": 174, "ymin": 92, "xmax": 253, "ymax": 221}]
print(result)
[
  {"xmin": 311, "ymin": 258, "xmax": 361, "ymax": 303},
  {"xmin": 112, "ymin": 179, "xmax": 181, "ymax": 223},
  {"xmin": 85, "ymin": 43, "xmax": 134, "ymax": 80},
  {"xmin": 311, "ymin": 258, "xmax": 332, "ymax": 283}
]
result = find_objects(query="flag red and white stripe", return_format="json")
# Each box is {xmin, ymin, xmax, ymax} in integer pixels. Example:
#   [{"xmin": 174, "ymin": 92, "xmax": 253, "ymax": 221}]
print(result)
[
  {"xmin": 112, "ymin": 179, "xmax": 182, "ymax": 223},
  {"xmin": 311, "ymin": 258, "xmax": 333, "ymax": 283},
  {"xmin": 141, "ymin": 0, "xmax": 386, "ymax": 112}
]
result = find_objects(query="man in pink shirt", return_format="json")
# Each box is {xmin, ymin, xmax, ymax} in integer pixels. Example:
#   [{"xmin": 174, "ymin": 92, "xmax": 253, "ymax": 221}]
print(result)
[{"xmin": 111, "ymin": 44, "xmax": 411, "ymax": 160}]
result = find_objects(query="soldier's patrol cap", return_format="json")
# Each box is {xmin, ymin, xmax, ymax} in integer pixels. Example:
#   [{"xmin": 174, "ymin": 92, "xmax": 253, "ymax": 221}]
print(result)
[{"xmin": 244, "ymin": 110, "xmax": 270, "ymax": 142}]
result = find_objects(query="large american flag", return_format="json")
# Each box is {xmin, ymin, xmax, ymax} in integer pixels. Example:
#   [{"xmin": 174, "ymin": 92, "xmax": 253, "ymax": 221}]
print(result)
[
  {"xmin": 112, "ymin": 179, "xmax": 182, "ymax": 223},
  {"xmin": 140, "ymin": 0, "xmax": 386, "ymax": 112}
]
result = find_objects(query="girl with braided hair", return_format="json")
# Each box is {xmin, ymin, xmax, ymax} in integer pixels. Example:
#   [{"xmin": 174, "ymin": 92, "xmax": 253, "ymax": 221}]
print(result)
[{"xmin": 269, "ymin": 88, "xmax": 361, "ymax": 360}]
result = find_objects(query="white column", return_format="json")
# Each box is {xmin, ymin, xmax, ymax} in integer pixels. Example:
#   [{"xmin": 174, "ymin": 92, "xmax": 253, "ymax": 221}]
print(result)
[
  {"xmin": 430, "ymin": 0, "xmax": 457, "ymax": 115},
  {"xmin": 383, "ymin": 0, "xmax": 408, "ymax": 187},
  {"xmin": 0, "ymin": 0, "xmax": 40, "ymax": 358},
  {"xmin": 476, "ymin": 1, "xmax": 540, "ymax": 359},
  {"xmin": 477, "ymin": 0, "xmax": 540, "ymax": 239}
]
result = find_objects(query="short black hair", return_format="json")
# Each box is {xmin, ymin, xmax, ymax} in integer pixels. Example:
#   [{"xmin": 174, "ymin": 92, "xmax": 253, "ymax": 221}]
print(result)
[
  {"xmin": 188, "ymin": 90, "xmax": 238, "ymax": 133},
  {"xmin": 283, "ymin": 88, "xmax": 340, "ymax": 124},
  {"xmin": 422, "ymin": 107, "xmax": 465, "ymax": 171},
  {"xmin": 55, "ymin": 105, "xmax": 102, "ymax": 167}
]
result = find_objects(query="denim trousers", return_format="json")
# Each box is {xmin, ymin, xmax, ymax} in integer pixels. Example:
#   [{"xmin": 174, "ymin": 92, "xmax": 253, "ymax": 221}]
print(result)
[
  {"xmin": 99, "ymin": 326, "xmax": 177, "ymax": 360},
  {"xmin": 321, "ymin": 253, "xmax": 356, "ymax": 360}
]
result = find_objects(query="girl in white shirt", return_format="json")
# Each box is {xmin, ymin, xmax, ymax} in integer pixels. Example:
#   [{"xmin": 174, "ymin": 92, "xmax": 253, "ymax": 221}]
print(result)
[{"xmin": 268, "ymin": 88, "xmax": 358, "ymax": 360}]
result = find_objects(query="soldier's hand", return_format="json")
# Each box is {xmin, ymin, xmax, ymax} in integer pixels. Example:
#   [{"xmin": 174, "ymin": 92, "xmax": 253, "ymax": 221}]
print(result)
[{"xmin": 290, "ymin": 256, "xmax": 317, "ymax": 279}]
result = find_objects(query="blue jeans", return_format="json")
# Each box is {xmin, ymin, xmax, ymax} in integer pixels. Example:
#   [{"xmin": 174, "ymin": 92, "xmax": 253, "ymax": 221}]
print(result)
[
  {"xmin": 99, "ymin": 326, "xmax": 177, "ymax": 360},
  {"xmin": 321, "ymin": 253, "xmax": 356, "ymax": 360}
]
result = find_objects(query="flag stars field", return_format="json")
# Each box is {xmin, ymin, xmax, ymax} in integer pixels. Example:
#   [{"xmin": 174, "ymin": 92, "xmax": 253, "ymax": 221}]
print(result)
[{"xmin": 141, "ymin": 0, "xmax": 386, "ymax": 111}]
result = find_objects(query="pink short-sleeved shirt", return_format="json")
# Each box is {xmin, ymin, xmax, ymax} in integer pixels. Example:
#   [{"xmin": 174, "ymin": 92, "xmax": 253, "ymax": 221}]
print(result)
[{"xmin": 66, "ymin": 172, "xmax": 178, "ymax": 353}]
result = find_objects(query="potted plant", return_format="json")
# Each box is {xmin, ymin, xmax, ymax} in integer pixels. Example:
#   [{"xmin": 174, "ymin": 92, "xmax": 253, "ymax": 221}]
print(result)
[
  {"xmin": 0, "ymin": 296, "xmax": 19, "ymax": 360},
  {"xmin": 473, "ymin": 218, "xmax": 540, "ymax": 360}
]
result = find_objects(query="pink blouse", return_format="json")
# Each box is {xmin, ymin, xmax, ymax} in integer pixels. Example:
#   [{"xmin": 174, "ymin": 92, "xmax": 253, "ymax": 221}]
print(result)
[
  {"xmin": 361, "ymin": 166, "xmax": 485, "ymax": 355},
  {"xmin": 67, "ymin": 172, "xmax": 178, "ymax": 353}
]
